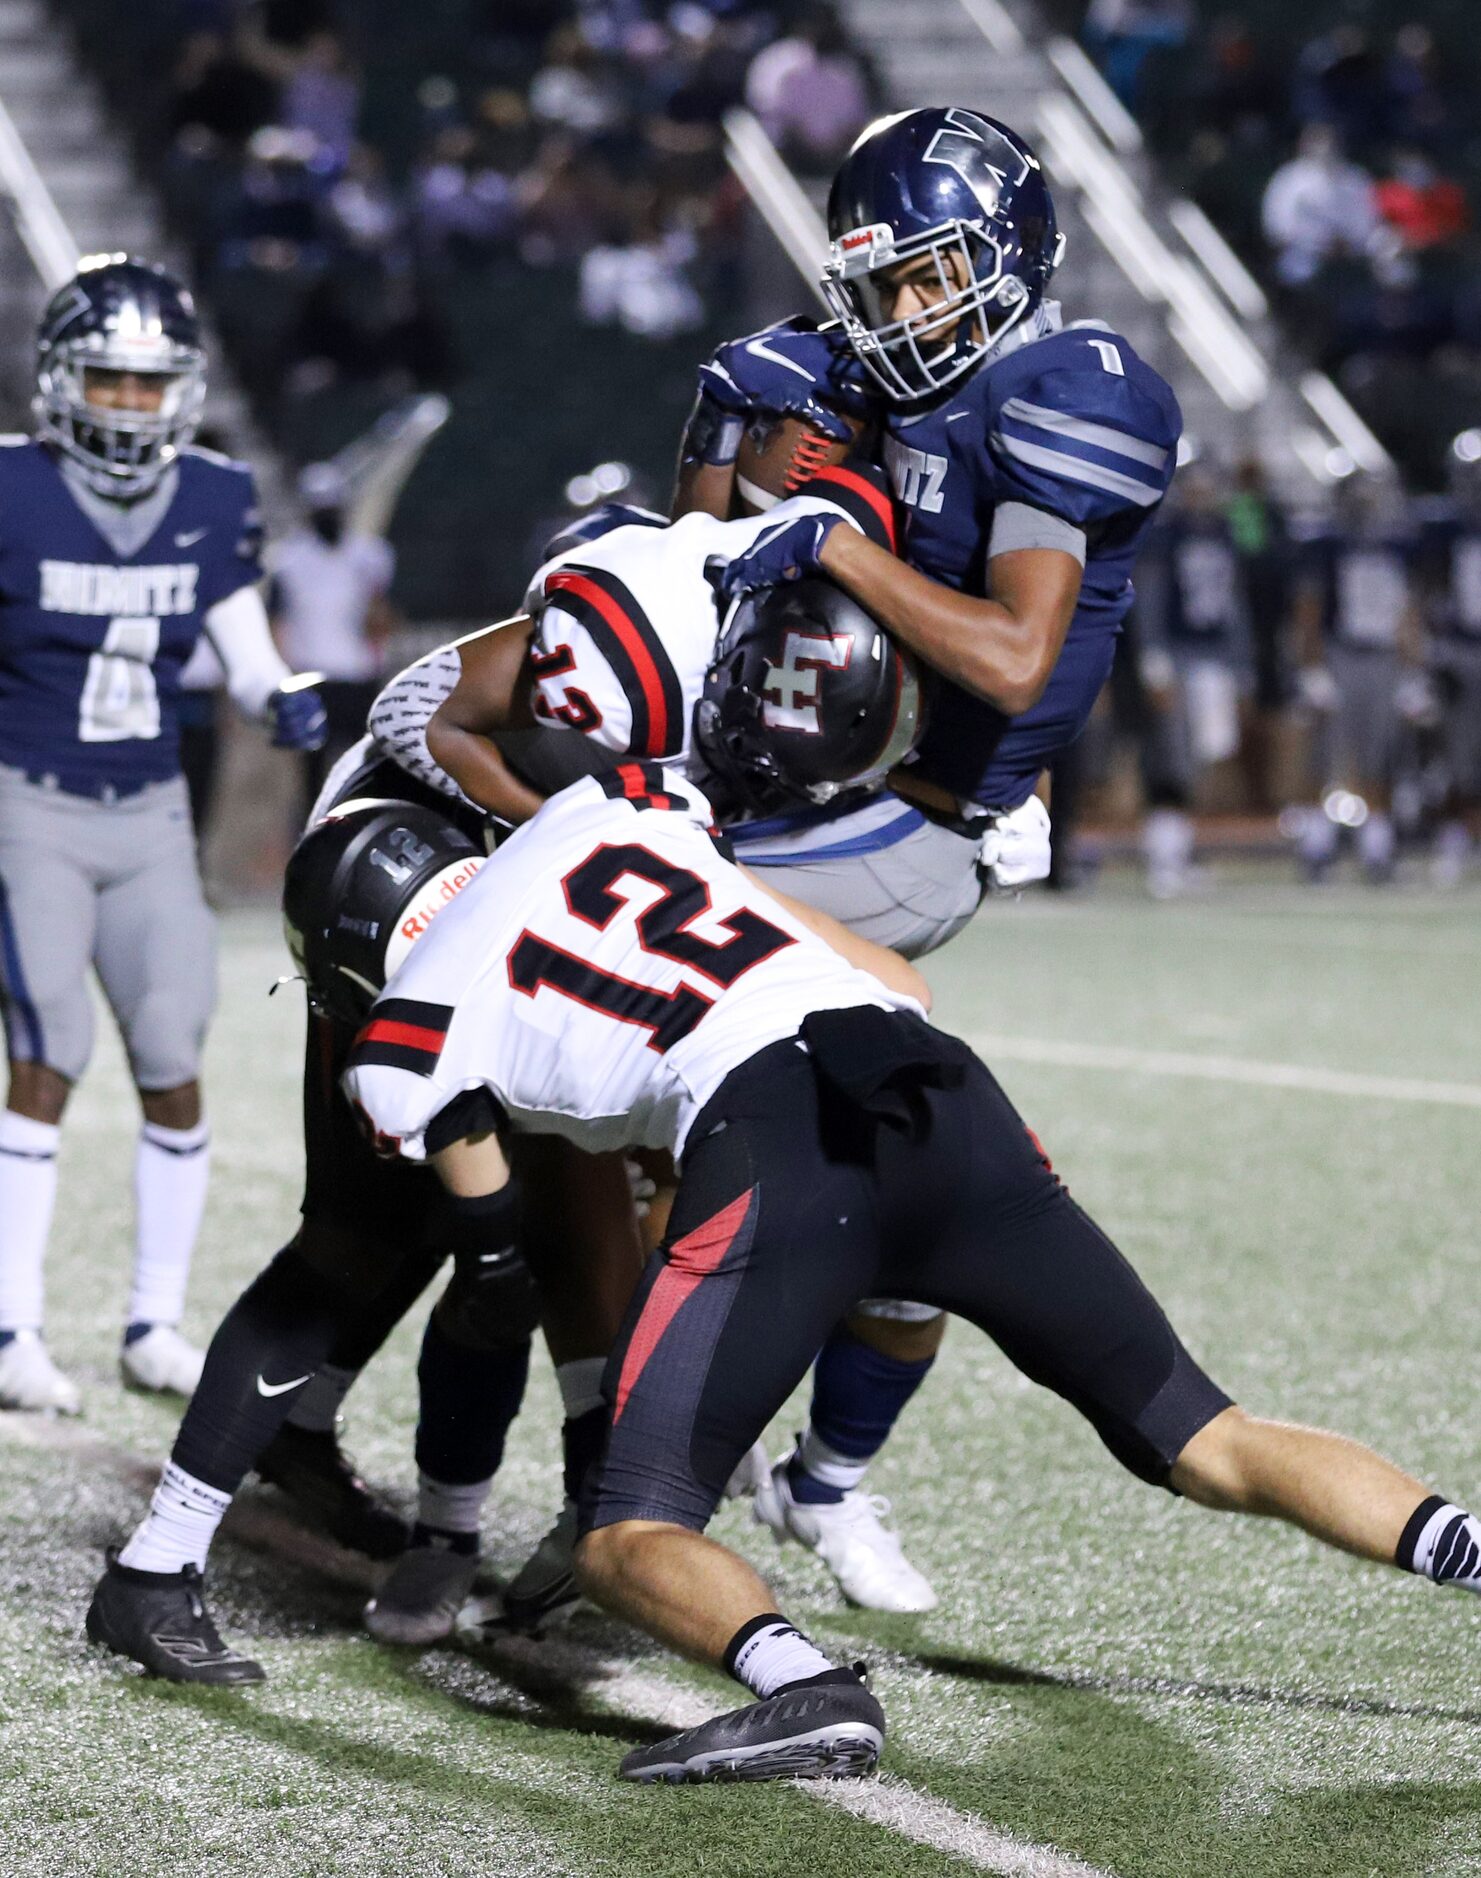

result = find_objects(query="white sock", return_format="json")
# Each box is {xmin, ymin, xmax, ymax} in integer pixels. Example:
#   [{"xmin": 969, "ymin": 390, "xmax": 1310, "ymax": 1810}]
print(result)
[
  {"xmin": 795, "ymin": 1426, "xmax": 870, "ymax": 1498},
  {"xmin": 1358, "ymin": 809, "xmax": 1395, "ymax": 872},
  {"xmin": 556, "ymin": 1356, "xmax": 606, "ymax": 1423},
  {"xmin": 128, "ymin": 1119, "xmax": 211, "ymax": 1329},
  {"xmin": 118, "ymin": 1460, "xmax": 232, "ymax": 1574},
  {"xmin": 286, "ymin": 1362, "xmax": 357, "ymax": 1433},
  {"xmin": 1143, "ymin": 807, "xmax": 1193, "ymax": 879},
  {"xmin": 727, "ymin": 1615, "xmax": 837, "ymax": 1698},
  {"xmin": 416, "ymin": 1471, "xmax": 491, "ymax": 1537},
  {"xmin": 1402, "ymin": 1498, "xmax": 1481, "ymax": 1592},
  {"xmin": 1299, "ymin": 807, "xmax": 1340, "ymax": 866},
  {"xmin": 0, "ymin": 1110, "xmax": 60, "ymax": 1334}
]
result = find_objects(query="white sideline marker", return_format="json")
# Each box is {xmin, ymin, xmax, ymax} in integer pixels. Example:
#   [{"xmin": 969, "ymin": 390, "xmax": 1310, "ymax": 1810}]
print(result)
[{"xmin": 970, "ymin": 1033, "xmax": 1481, "ymax": 1111}]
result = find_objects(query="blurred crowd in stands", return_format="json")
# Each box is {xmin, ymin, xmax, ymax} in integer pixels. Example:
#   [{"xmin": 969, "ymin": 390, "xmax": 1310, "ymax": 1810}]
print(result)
[
  {"xmin": 78, "ymin": 0, "xmax": 876, "ymax": 411},
  {"xmin": 1076, "ymin": 1, "xmax": 1481, "ymax": 488}
]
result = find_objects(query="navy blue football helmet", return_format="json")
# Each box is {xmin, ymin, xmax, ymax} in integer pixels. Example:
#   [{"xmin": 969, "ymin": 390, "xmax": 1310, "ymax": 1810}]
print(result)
[
  {"xmin": 821, "ymin": 108, "xmax": 1064, "ymax": 402},
  {"xmin": 35, "ymin": 254, "xmax": 206, "ymax": 499}
]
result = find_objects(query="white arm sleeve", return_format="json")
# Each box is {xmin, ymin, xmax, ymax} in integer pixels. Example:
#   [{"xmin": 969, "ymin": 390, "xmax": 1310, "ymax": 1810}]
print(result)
[
  {"xmin": 203, "ymin": 583, "xmax": 292, "ymax": 717},
  {"xmin": 366, "ymin": 642, "xmax": 468, "ymax": 801}
]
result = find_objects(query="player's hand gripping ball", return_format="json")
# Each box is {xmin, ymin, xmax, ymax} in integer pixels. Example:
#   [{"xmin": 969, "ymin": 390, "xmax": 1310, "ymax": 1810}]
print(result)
[{"xmin": 698, "ymin": 317, "xmax": 874, "ymax": 441}]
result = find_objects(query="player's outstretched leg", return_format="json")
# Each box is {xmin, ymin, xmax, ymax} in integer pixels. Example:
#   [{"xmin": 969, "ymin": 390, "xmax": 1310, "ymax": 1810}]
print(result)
[
  {"xmin": 577, "ymin": 1520, "xmax": 884, "ymax": 1785},
  {"xmin": 87, "ymin": 1238, "xmax": 376, "ymax": 1683},
  {"xmin": 1171, "ymin": 1407, "xmax": 1481, "ymax": 1595},
  {"xmin": 365, "ymin": 1237, "xmax": 533, "ymax": 1645},
  {"xmin": 120, "ymin": 1082, "xmax": 211, "ymax": 1398},
  {"xmin": 755, "ymin": 1304, "xmax": 942, "ymax": 1613}
]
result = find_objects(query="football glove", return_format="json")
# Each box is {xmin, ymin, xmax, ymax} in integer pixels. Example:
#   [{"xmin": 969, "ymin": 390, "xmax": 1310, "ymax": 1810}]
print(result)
[
  {"xmin": 266, "ymin": 674, "xmax": 328, "ymax": 751},
  {"xmin": 979, "ymin": 795, "xmax": 1052, "ymax": 893},
  {"xmin": 707, "ymin": 510, "xmax": 846, "ymax": 605},
  {"xmin": 697, "ymin": 318, "xmax": 874, "ymax": 443}
]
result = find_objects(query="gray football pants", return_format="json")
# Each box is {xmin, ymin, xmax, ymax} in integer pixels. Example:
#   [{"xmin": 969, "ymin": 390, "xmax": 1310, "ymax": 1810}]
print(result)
[{"xmin": 0, "ymin": 766, "xmax": 217, "ymax": 1088}]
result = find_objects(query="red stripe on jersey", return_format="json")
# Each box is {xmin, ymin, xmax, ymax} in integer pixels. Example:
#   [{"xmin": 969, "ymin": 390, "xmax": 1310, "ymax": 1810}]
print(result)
[
  {"xmin": 613, "ymin": 1188, "xmax": 754, "ymax": 1423},
  {"xmin": 546, "ymin": 569, "xmax": 671, "ymax": 755},
  {"xmin": 805, "ymin": 464, "xmax": 899, "ymax": 553},
  {"xmin": 360, "ymin": 1017, "xmax": 448, "ymax": 1056}
]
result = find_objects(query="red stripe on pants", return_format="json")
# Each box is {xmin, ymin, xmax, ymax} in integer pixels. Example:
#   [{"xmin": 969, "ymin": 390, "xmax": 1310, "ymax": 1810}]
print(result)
[{"xmin": 613, "ymin": 1188, "xmax": 753, "ymax": 1424}]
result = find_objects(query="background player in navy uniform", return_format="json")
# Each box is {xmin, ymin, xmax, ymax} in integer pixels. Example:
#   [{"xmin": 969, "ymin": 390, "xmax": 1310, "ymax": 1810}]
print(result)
[
  {"xmin": 1291, "ymin": 472, "xmax": 1424, "ymax": 883},
  {"xmin": 1422, "ymin": 438, "xmax": 1481, "ymax": 885},
  {"xmin": 0, "ymin": 256, "xmax": 326, "ymax": 1414},
  {"xmin": 1133, "ymin": 463, "xmax": 1252, "ymax": 898},
  {"xmin": 675, "ymin": 107, "xmax": 1182, "ymax": 1610}
]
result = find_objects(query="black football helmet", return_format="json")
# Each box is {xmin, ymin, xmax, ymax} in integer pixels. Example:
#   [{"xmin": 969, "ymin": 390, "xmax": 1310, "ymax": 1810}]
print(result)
[
  {"xmin": 694, "ymin": 579, "xmax": 926, "ymax": 816},
  {"xmin": 283, "ymin": 798, "xmax": 485, "ymax": 1027},
  {"xmin": 35, "ymin": 254, "xmax": 207, "ymax": 499}
]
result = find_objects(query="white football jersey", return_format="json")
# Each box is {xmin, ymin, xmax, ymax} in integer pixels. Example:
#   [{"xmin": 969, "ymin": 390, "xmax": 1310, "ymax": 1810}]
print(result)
[
  {"xmin": 342, "ymin": 763, "xmax": 921, "ymax": 1164},
  {"xmin": 523, "ymin": 492, "xmax": 869, "ymax": 770}
]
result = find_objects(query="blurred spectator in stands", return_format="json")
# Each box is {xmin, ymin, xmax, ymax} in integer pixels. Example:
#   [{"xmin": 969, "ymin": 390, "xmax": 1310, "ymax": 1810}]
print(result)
[
  {"xmin": 168, "ymin": 30, "xmax": 278, "ymax": 153},
  {"xmin": 1373, "ymin": 147, "xmax": 1470, "ymax": 254},
  {"xmin": 529, "ymin": 23, "xmax": 632, "ymax": 134},
  {"xmin": 1226, "ymin": 454, "xmax": 1291, "ymax": 810},
  {"xmin": 1083, "ymin": 0, "xmax": 1191, "ymax": 114},
  {"xmin": 1385, "ymin": 23, "xmax": 1456, "ymax": 156},
  {"xmin": 215, "ymin": 126, "xmax": 331, "ymax": 275},
  {"xmin": 580, "ymin": 192, "xmax": 704, "ymax": 339},
  {"xmin": 270, "ymin": 461, "xmax": 397, "ymax": 808},
  {"xmin": 744, "ymin": 5, "xmax": 874, "ymax": 175},
  {"xmin": 1261, "ymin": 125, "xmax": 1386, "ymax": 290},
  {"xmin": 279, "ymin": 30, "xmax": 361, "ymax": 167},
  {"xmin": 1184, "ymin": 13, "xmax": 1283, "ymax": 142},
  {"xmin": 1292, "ymin": 25, "xmax": 1388, "ymax": 161}
]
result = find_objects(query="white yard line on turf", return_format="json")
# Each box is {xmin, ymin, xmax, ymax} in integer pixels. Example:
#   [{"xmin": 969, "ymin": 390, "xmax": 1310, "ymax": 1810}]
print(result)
[
  {"xmin": 818, "ymin": 1777, "xmax": 1116, "ymax": 1878},
  {"xmin": 587, "ymin": 1664, "xmax": 1117, "ymax": 1878},
  {"xmin": 969, "ymin": 1033, "xmax": 1481, "ymax": 1110}
]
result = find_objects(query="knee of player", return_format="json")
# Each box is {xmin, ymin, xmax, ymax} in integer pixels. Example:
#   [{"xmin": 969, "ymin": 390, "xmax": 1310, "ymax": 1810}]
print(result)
[
  {"xmin": 572, "ymin": 1522, "xmax": 627, "ymax": 1598},
  {"xmin": 1169, "ymin": 1404, "xmax": 1255, "ymax": 1508}
]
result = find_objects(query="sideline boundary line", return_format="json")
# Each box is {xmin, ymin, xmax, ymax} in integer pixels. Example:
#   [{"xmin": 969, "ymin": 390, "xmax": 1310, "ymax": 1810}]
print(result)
[{"xmin": 969, "ymin": 1033, "xmax": 1481, "ymax": 1109}]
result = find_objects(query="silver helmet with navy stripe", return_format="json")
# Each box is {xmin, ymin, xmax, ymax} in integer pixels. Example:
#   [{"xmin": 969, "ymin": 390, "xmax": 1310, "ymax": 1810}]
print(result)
[
  {"xmin": 821, "ymin": 108, "xmax": 1064, "ymax": 402},
  {"xmin": 35, "ymin": 254, "xmax": 207, "ymax": 499}
]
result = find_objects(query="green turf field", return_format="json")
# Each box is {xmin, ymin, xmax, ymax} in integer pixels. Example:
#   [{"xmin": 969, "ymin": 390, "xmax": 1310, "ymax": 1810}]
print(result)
[{"xmin": 3, "ymin": 878, "xmax": 1479, "ymax": 1878}]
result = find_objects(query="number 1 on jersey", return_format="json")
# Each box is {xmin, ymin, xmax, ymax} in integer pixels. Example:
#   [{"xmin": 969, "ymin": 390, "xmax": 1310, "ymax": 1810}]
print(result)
[{"xmin": 1086, "ymin": 338, "xmax": 1124, "ymax": 376}]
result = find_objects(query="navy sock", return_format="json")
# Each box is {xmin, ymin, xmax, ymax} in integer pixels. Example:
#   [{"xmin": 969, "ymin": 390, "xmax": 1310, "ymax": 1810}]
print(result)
[
  {"xmin": 413, "ymin": 1310, "xmax": 530, "ymax": 1489},
  {"xmin": 790, "ymin": 1326, "xmax": 935, "ymax": 1506}
]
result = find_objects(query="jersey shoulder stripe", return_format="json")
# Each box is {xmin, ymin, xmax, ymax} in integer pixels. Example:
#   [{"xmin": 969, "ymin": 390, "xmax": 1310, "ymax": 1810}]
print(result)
[
  {"xmin": 544, "ymin": 564, "xmax": 685, "ymax": 759},
  {"xmin": 991, "ymin": 427, "xmax": 1165, "ymax": 507},
  {"xmin": 795, "ymin": 463, "xmax": 899, "ymax": 552},
  {"xmin": 350, "ymin": 997, "xmax": 453, "ymax": 1076}
]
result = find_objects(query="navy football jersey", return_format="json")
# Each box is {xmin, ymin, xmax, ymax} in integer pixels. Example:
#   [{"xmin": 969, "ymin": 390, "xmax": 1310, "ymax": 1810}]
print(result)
[
  {"xmin": 882, "ymin": 320, "xmax": 1182, "ymax": 808},
  {"xmin": 0, "ymin": 439, "xmax": 261, "ymax": 792},
  {"xmin": 1137, "ymin": 514, "xmax": 1248, "ymax": 660},
  {"xmin": 1300, "ymin": 527, "xmax": 1417, "ymax": 652}
]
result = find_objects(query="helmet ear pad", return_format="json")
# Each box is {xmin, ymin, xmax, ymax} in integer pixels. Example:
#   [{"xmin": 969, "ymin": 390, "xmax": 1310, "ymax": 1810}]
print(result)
[
  {"xmin": 696, "ymin": 578, "xmax": 927, "ymax": 815},
  {"xmin": 282, "ymin": 798, "xmax": 486, "ymax": 1027}
]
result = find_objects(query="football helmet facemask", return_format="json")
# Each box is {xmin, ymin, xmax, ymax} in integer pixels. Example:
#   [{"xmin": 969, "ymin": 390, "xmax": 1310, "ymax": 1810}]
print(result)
[
  {"xmin": 35, "ymin": 254, "xmax": 207, "ymax": 500},
  {"xmin": 282, "ymin": 798, "xmax": 485, "ymax": 1028},
  {"xmin": 694, "ymin": 578, "xmax": 926, "ymax": 817},
  {"xmin": 821, "ymin": 107, "xmax": 1064, "ymax": 403}
]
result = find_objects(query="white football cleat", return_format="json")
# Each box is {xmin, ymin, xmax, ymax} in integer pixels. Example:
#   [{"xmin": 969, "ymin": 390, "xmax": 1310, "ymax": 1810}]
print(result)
[
  {"xmin": 753, "ymin": 1458, "xmax": 938, "ymax": 1614},
  {"xmin": 120, "ymin": 1325, "xmax": 204, "ymax": 1397},
  {"xmin": 0, "ymin": 1331, "xmax": 81, "ymax": 1415}
]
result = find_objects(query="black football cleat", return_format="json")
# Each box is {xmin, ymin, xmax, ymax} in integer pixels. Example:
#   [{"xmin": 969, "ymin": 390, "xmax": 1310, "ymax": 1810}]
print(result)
[
  {"xmin": 86, "ymin": 1549, "xmax": 265, "ymax": 1685},
  {"xmin": 254, "ymin": 1423, "xmax": 409, "ymax": 1560},
  {"xmin": 499, "ymin": 1498, "xmax": 581, "ymax": 1635},
  {"xmin": 618, "ymin": 1671, "xmax": 885, "ymax": 1784}
]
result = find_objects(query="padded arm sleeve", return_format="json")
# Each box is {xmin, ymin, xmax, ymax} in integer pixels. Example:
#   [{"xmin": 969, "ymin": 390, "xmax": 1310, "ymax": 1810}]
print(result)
[
  {"xmin": 366, "ymin": 643, "xmax": 468, "ymax": 802},
  {"xmin": 202, "ymin": 583, "xmax": 291, "ymax": 717}
]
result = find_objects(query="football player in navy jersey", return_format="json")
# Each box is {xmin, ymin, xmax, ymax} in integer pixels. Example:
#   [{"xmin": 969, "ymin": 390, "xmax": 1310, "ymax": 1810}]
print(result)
[
  {"xmin": 674, "ymin": 106, "xmax": 1182, "ymax": 1610},
  {"xmin": 1133, "ymin": 465, "xmax": 1252, "ymax": 898},
  {"xmin": 0, "ymin": 256, "xmax": 326, "ymax": 1414},
  {"xmin": 1422, "ymin": 439, "xmax": 1481, "ymax": 885},
  {"xmin": 1291, "ymin": 473, "xmax": 1423, "ymax": 883}
]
